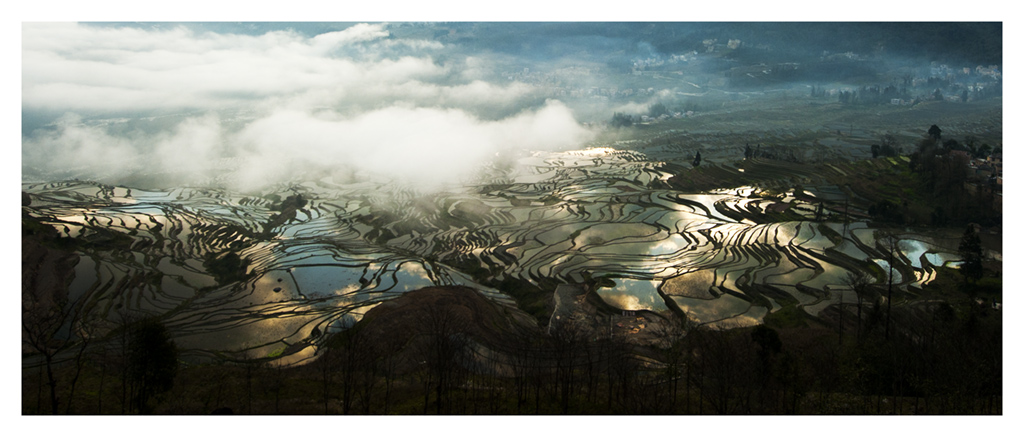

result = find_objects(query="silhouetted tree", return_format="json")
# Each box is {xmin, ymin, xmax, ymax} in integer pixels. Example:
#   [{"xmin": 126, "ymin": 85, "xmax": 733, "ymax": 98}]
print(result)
[
  {"xmin": 417, "ymin": 303, "xmax": 469, "ymax": 414},
  {"xmin": 843, "ymin": 270, "xmax": 874, "ymax": 344},
  {"xmin": 695, "ymin": 326, "xmax": 757, "ymax": 414},
  {"xmin": 315, "ymin": 336, "xmax": 337, "ymax": 414},
  {"xmin": 958, "ymin": 225, "xmax": 984, "ymax": 287},
  {"xmin": 751, "ymin": 325, "xmax": 782, "ymax": 385},
  {"xmin": 910, "ymin": 137, "xmax": 939, "ymax": 176},
  {"xmin": 967, "ymin": 141, "xmax": 992, "ymax": 159},
  {"xmin": 648, "ymin": 102, "xmax": 669, "ymax": 118},
  {"xmin": 880, "ymin": 133, "xmax": 901, "ymax": 156},
  {"xmin": 239, "ymin": 351, "xmax": 262, "ymax": 415},
  {"xmin": 610, "ymin": 112, "xmax": 634, "ymax": 128},
  {"xmin": 265, "ymin": 361, "xmax": 285, "ymax": 414},
  {"xmin": 505, "ymin": 330, "xmax": 535, "ymax": 413},
  {"xmin": 607, "ymin": 336, "xmax": 639, "ymax": 412},
  {"xmin": 21, "ymin": 239, "xmax": 82, "ymax": 414},
  {"xmin": 551, "ymin": 315, "xmax": 587, "ymax": 413},
  {"xmin": 62, "ymin": 319, "xmax": 94, "ymax": 414},
  {"xmin": 654, "ymin": 318, "xmax": 690, "ymax": 412},
  {"xmin": 931, "ymin": 206, "xmax": 948, "ymax": 226},
  {"xmin": 932, "ymin": 151, "xmax": 970, "ymax": 208},
  {"xmin": 377, "ymin": 329, "xmax": 405, "ymax": 414},
  {"xmin": 338, "ymin": 324, "xmax": 379, "ymax": 414},
  {"xmin": 868, "ymin": 199, "xmax": 902, "ymax": 224},
  {"xmin": 878, "ymin": 232, "xmax": 900, "ymax": 340},
  {"xmin": 21, "ymin": 281, "xmax": 74, "ymax": 414},
  {"xmin": 127, "ymin": 317, "xmax": 178, "ymax": 414},
  {"xmin": 114, "ymin": 309, "xmax": 141, "ymax": 413}
]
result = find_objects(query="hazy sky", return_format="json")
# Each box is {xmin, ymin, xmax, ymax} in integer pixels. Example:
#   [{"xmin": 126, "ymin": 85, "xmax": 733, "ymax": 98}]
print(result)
[{"xmin": 18, "ymin": 11, "xmax": 1009, "ymax": 191}]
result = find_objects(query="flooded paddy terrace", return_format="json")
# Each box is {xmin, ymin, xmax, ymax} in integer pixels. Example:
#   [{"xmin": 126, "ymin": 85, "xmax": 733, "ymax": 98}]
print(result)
[{"xmin": 23, "ymin": 147, "xmax": 969, "ymax": 363}]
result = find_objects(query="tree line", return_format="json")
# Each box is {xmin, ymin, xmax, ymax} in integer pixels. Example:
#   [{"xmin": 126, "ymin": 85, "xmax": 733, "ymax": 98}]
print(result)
[
  {"xmin": 24, "ymin": 275, "xmax": 1000, "ymax": 414},
  {"xmin": 866, "ymin": 125, "xmax": 1000, "ymax": 228}
]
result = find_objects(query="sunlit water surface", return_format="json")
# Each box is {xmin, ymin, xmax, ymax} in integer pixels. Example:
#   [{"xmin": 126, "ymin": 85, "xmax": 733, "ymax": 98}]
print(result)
[{"xmin": 23, "ymin": 147, "xmax": 969, "ymax": 363}]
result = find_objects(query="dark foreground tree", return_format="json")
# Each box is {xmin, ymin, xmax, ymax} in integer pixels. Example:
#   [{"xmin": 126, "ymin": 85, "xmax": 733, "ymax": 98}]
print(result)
[
  {"xmin": 610, "ymin": 112, "xmax": 634, "ymax": 128},
  {"xmin": 127, "ymin": 318, "xmax": 178, "ymax": 414},
  {"xmin": 21, "ymin": 234, "xmax": 82, "ymax": 414},
  {"xmin": 751, "ymin": 325, "xmax": 782, "ymax": 377},
  {"xmin": 22, "ymin": 280, "xmax": 74, "ymax": 415},
  {"xmin": 958, "ymin": 225, "xmax": 984, "ymax": 287},
  {"xmin": 880, "ymin": 133, "xmax": 901, "ymax": 156},
  {"xmin": 418, "ymin": 303, "xmax": 469, "ymax": 414},
  {"xmin": 649, "ymin": 102, "xmax": 669, "ymax": 118}
]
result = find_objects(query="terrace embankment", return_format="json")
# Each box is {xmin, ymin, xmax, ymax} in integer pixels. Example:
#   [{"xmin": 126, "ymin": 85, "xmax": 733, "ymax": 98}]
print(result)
[{"xmin": 663, "ymin": 155, "xmax": 998, "ymax": 227}]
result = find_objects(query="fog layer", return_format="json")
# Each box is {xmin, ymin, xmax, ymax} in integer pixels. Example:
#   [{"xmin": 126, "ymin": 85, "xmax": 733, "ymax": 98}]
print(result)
[
  {"xmin": 22, "ymin": 22, "xmax": 1001, "ymax": 190},
  {"xmin": 22, "ymin": 22, "xmax": 591, "ymax": 190}
]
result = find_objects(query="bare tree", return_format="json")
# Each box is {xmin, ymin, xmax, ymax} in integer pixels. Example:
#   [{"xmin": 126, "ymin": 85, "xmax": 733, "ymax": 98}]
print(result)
[
  {"xmin": 238, "ymin": 350, "xmax": 261, "ymax": 414},
  {"xmin": 126, "ymin": 317, "xmax": 178, "ymax": 414},
  {"xmin": 62, "ymin": 316, "xmax": 96, "ymax": 414},
  {"xmin": 880, "ymin": 133, "xmax": 902, "ymax": 156},
  {"xmin": 314, "ymin": 338, "xmax": 336, "ymax": 414},
  {"xmin": 21, "ymin": 243, "xmax": 81, "ymax": 414},
  {"xmin": 377, "ymin": 333, "xmax": 404, "ymax": 414},
  {"xmin": 551, "ymin": 314, "xmax": 588, "ymax": 414},
  {"xmin": 609, "ymin": 338, "xmax": 639, "ymax": 412},
  {"xmin": 842, "ymin": 270, "xmax": 874, "ymax": 344},
  {"xmin": 265, "ymin": 361, "xmax": 285, "ymax": 414},
  {"xmin": 333, "ymin": 324, "xmax": 378, "ymax": 414},
  {"xmin": 878, "ymin": 231, "xmax": 901, "ymax": 340},
  {"xmin": 416, "ymin": 302, "xmax": 470, "ymax": 414},
  {"xmin": 22, "ymin": 289, "xmax": 72, "ymax": 414},
  {"xmin": 651, "ymin": 316, "xmax": 690, "ymax": 413},
  {"xmin": 114, "ymin": 309, "xmax": 142, "ymax": 413},
  {"xmin": 504, "ymin": 330, "xmax": 537, "ymax": 414}
]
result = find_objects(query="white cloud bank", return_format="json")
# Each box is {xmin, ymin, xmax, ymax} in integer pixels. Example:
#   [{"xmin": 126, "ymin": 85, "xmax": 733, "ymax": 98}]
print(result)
[
  {"xmin": 229, "ymin": 100, "xmax": 590, "ymax": 190},
  {"xmin": 22, "ymin": 22, "xmax": 593, "ymax": 190},
  {"xmin": 23, "ymin": 22, "xmax": 451, "ymax": 113}
]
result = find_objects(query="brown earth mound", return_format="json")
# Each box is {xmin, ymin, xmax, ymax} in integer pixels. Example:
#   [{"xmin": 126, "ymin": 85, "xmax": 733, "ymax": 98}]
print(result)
[{"xmin": 356, "ymin": 286, "xmax": 541, "ymax": 349}]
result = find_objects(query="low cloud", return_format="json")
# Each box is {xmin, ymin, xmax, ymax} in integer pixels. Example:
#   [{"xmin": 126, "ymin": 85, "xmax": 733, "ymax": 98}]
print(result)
[
  {"xmin": 610, "ymin": 101, "xmax": 653, "ymax": 115},
  {"xmin": 22, "ymin": 22, "xmax": 594, "ymax": 190},
  {"xmin": 22, "ymin": 23, "xmax": 451, "ymax": 114},
  {"xmin": 23, "ymin": 113, "xmax": 141, "ymax": 179},
  {"xmin": 23, "ymin": 101, "xmax": 593, "ymax": 191}
]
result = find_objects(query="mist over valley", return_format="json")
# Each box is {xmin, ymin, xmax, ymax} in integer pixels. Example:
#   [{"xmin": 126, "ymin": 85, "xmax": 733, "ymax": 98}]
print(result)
[{"xmin": 21, "ymin": 22, "xmax": 1002, "ymax": 415}]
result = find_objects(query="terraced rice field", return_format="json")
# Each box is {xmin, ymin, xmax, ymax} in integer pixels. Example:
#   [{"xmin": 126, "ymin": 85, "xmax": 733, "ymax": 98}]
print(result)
[{"xmin": 23, "ymin": 147, "xmax": 966, "ymax": 364}]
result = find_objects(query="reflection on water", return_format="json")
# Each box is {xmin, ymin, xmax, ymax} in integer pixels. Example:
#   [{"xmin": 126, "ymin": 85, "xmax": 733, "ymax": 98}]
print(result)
[
  {"xmin": 596, "ymin": 278, "xmax": 670, "ymax": 314},
  {"xmin": 390, "ymin": 261, "xmax": 438, "ymax": 292},
  {"xmin": 21, "ymin": 147, "xmax": 992, "ymax": 363},
  {"xmin": 290, "ymin": 265, "xmax": 365, "ymax": 298},
  {"xmin": 900, "ymin": 239, "xmax": 930, "ymax": 269},
  {"xmin": 873, "ymin": 259, "xmax": 903, "ymax": 284},
  {"xmin": 671, "ymin": 293, "xmax": 754, "ymax": 326},
  {"xmin": 661, "ymin": 269, "xmax": 716, "ymax": 299},
  {"xmin": 705, "ymin": 305, "xmax": 768, "ymax": 330},
  {"xmin": 68, "ymin": 255, "xmax": 96, "ymax": 303},
  {"xmin": 925, "ymin": 252, "xmax": 960, "ymax": 267}
]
